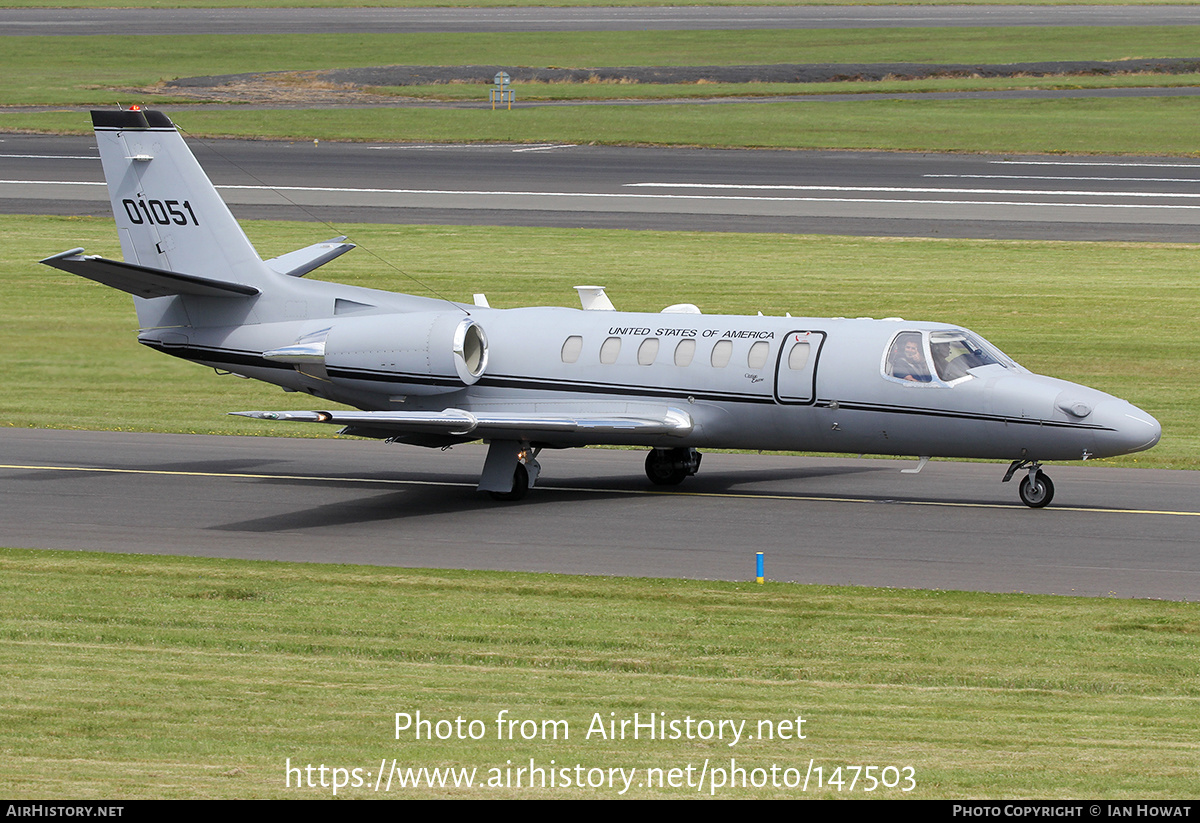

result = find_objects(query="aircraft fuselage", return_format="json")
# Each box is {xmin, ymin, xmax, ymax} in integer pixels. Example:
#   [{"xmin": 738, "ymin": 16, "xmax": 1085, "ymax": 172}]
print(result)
[{"xmin": 139, "ymin": 299, "xmax": 1160, "ymax": 464}]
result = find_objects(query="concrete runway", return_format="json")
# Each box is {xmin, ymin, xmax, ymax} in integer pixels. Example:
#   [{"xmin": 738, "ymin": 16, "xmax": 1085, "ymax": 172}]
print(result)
[
  {"xmin": 2, "ymin": 429, "xmax": 1197, "ymax": 600},
  {"xmin": 6, "ymin": 6, "xmax": 1200, "ymax": 35},
  {"xmin": 6, "ymin": 133, "xmax": 1200, "ymax": 240}
]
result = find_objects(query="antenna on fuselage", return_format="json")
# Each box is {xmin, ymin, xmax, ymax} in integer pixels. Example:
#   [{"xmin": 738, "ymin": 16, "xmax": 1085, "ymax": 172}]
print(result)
[{"xmin": 575, "ymin": 285, "xmax": 616, "ymax": 311}]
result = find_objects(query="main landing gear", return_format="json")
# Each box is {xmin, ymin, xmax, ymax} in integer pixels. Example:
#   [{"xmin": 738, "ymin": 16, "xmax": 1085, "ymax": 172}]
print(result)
[
  {"xmin": 645, "ymin": 447, "xmax": 702, "ymax": 486},
  {"xmin": 479, "ymin": 441, "xmax": 541, "ymax": 502},
  {"xmin": 489, "ymin": 460, "xmax": 532, "ymax": 502},
  {"xmin": 1003, "ymin": 459, "xmax": 1055, "ymax": 508}
]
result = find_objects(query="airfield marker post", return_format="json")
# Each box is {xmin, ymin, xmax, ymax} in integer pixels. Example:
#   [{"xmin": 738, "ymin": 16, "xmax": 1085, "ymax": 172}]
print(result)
[{"xmin": 491, "ymin": 71, "xmax": 514, "ymax": 111}]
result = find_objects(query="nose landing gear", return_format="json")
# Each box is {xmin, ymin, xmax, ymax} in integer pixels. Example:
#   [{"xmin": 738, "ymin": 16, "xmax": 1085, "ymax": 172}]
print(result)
[{"xmin": 1004, "ymin": 459, "xmax": 1055, "ymax": 508}]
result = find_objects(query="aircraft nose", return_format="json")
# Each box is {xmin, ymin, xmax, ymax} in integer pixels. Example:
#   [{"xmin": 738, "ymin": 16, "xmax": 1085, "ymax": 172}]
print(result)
[{"xmin": 1091, "ymin": 399, "xmax": 1162, "ymax": 457}]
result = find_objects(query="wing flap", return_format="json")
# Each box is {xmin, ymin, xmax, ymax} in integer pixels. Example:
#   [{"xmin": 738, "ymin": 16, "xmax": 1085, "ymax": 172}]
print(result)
[{"xmin": 231, "ymin": 407, "xmax": 694, "ymax": 438}]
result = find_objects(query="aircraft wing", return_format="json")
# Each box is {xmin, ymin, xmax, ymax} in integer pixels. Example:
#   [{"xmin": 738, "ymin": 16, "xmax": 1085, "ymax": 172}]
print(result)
[{"xmin": 230, "ymin": 406, "xmax": 694, "ymax": 439}]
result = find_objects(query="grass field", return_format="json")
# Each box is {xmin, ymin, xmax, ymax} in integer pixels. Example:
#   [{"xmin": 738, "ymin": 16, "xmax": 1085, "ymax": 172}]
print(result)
[
  {"xmin": 2, "ymin": 548, "xmax": 1197, "ymax": 799},
  {"xmin": 5, "ymin": 27, "xmax": 1200, "ymax": 153},
  {"xmin": 4, "ymin": 215, "xmax": 1196, "ymax": 468},
  {"xmin": 13, "ymin": 97, "xmax": 1200, "ymax": 155},
  {"xmin": 58, "ymin": 98, "xmax": 1200, "ymax": 155},
  {"xmin": 5, "ymin": 27, "xmax": 1199, "ymax": 106},
  {"xmin": 377, "ymin": 73, "xmax": 1200, "ymax": 103}
]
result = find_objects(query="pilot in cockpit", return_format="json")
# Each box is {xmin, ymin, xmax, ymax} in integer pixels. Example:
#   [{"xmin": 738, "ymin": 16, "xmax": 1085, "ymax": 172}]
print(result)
[{"xmin": 889, "ymin": 333, "xmax": 931, "ymax": 383}]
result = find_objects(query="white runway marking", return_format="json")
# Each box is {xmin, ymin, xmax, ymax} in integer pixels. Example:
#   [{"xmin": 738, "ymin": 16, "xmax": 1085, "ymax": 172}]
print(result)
[
  {"xmin": 9, "ymin": 178, "xmax": 1200, "ymax": 215},
  {"xmin": 624, "ymin": 182, "xmax": 1200, "ymax": 199},
  {"xmin": 12, "ymin": 179, "xmax": 1200, "ymax": 209},
  {"xmin": 992, "ymin": 160, "xmax": 1200, "ymax": 169},
  {"xmin": 926, "ymin": 174, "xmax": 1200, "ymax": 184},
  {"xmin": 0, "ymin": 154, "xmax": 96, "ymax": 160},
  {"xmin": 0, "ymin": 179, "xmax": 103, "ymax": 186}
]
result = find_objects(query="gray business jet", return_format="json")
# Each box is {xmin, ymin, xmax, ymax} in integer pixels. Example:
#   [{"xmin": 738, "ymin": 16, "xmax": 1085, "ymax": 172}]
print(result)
[{"xmin": 43, "ymin": 109, "xmax": 1161, "ymax": 506}]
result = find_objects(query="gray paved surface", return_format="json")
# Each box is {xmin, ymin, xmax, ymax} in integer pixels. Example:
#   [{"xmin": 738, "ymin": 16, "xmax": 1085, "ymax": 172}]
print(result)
[
  {"xmin": 6, "ymin": 6, "xmax": 1200, "ymax": 36},
  {"xmin": 2, "ymin": 430, "xmax": 1196, "ymax": 600},
  {"xmin": 6, "ymin": 133, "xmax": 1200, "ymax": 240}
]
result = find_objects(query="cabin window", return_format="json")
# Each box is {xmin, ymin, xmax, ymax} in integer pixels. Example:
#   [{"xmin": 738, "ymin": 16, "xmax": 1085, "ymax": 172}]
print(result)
[
  {"xmin": 787, "ymin": 341, "xmax": 810, "ymax": 370},
  {"xmin": 710, "ymin": 339, "xmax": 733, "ymax": 368},
  {"xmin": 561, "ymin": 335, "xmax": 583, "ymax": 364},
  {"xmin": 747, "ymin": 341, "xmax": 770, "ymax": 369},
  {"xmin": 637, "ymin": 337, "xmax": 660, "ymax": 366},
  {"xmin": 674, "ymin": 338, "xmax": 696, "ymax": 367},
  {"xmin": 600, "ymin": 336, "xmax": 622, "ymax": 364}
]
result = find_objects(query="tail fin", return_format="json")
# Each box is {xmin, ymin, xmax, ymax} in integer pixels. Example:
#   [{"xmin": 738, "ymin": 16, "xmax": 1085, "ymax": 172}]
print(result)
[
  {"xmin": 90, "ymin": 108, "xmax": 271, "ymax": 287},
  {"xmin": 45, "ymin": 109, "xmax": 370, "ymax": 332}
]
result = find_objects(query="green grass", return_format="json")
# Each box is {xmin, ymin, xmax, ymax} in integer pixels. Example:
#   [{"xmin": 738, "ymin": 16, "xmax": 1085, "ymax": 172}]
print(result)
[
  {"xmin": 3, "ymin": 215, "xmax": 1196, "ymax": 468},
  {"xmin": 5, "ymin": 27, "xmax": 1200, "ymax": 152},
  {"xmin": 378, "ymin": 73, "xmax": 1200, "ymax": 102},
  {"xmin": 1, "ymin": 548, "xmax": 1198, "ymax": 798},
  {"xmin": 2, "ymin": 27, "xmax": 1199, "ymax": 107},
  {"xmin": 11, "ymin": 96, "xmax": 1200, "ymax": 155}
]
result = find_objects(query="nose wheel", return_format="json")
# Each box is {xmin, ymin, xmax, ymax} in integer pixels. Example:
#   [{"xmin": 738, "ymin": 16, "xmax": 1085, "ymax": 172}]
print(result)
[
  {"xmin": 1018, "ymin": 471, "xmax": 1054, "ymax": 508},
  {"xmin": 1005, "ymin": 459, "xmax": 1055, "ymax": 508}
]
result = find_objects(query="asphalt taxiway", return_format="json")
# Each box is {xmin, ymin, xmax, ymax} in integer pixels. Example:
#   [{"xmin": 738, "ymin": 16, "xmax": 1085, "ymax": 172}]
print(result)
[
  {"xmin": 1, "ymin": 430, "xmax": 1195, "ymax": 600},
  {"xmin": 5, "ymin": 134, "xmax": 1200, "ymax": 240},
  {"xmin": 5, "ymin": 6, "xmax": 1200, "ymax": 36}
]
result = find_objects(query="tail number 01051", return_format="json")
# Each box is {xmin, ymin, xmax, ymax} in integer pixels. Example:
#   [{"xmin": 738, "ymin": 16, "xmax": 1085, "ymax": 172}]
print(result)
[{"xmin": 122, "ymin": 198, "xmax": 199, "ymax": 227}]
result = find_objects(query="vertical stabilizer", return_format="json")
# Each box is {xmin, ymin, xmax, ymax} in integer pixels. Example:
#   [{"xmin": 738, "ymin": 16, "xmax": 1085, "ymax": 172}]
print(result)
[{"xmin": 91, "ymin": 109, "xmax": 270, "ymax": 287}]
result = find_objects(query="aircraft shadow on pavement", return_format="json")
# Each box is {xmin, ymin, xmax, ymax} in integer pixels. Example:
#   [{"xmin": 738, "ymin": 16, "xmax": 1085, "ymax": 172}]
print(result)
[
  {"xmin": 139, "ymin": 458, "xmax": 297, "ymax": 475},
  {"xmin": 207, "ymin": 462, "xmax": 950, "ymax": 533},
  {"xmin": 675, "ymin": 463, "xmax": 886, "ymax": 492},
  {"xmin": 208, "ymin": 490, "xmax": 641, "ymax": 533}
]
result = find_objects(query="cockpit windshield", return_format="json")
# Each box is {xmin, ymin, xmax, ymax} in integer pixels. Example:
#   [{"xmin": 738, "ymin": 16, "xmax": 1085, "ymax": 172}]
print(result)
[
  {"xmin": 929, "ymin": 330, "xmax": 1011, "ymax": 382},
  {"xmin": 886, "ymin": 330, "xmax": 1016, "ymax": 386}
]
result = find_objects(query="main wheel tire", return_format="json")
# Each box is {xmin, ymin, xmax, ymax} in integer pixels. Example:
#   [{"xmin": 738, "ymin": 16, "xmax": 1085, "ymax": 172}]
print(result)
[
  {"xmin": 1018, "ymin": 471, "xmax": 1054, "ymax": 508},
  {"xmin": 488, "ymin": 462, "xmax": 529, "ymax": 502},
  {"xmin": 645, "ymin": 449, "xmax": 689, "ymax": 486}
]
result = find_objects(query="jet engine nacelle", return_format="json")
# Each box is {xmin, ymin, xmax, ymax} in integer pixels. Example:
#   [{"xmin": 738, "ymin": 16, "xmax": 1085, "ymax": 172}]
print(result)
[{"xmin": 322, "ymin": 311, "xmax": 489, "ymax": 395}]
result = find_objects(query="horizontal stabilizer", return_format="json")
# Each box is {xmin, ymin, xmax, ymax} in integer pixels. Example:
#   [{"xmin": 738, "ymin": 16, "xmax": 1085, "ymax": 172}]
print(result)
[
  {"xmin": 264, "ymin": 237, "xmax": 356, "ymax": 278},
  {"xmin": 231, "ymin": 407, "xmax": 694, "ymax": 438},
  {"xmin": 40, "ymin": 249, "xmax": 260, "ymax": 298}
]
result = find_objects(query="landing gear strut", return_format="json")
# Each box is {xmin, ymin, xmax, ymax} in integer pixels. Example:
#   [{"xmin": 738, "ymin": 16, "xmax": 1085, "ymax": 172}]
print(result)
[
  {"xmin": 645, "ymin": 447, "xmax": 702, "ymax": 486},
  {"xmin": 1003, "ymin": 459, "xmax": 1055, "ymax": 508},
  {"xmin": 480, "ymin": 441, "xmax": 541, "ymax": 502}
]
